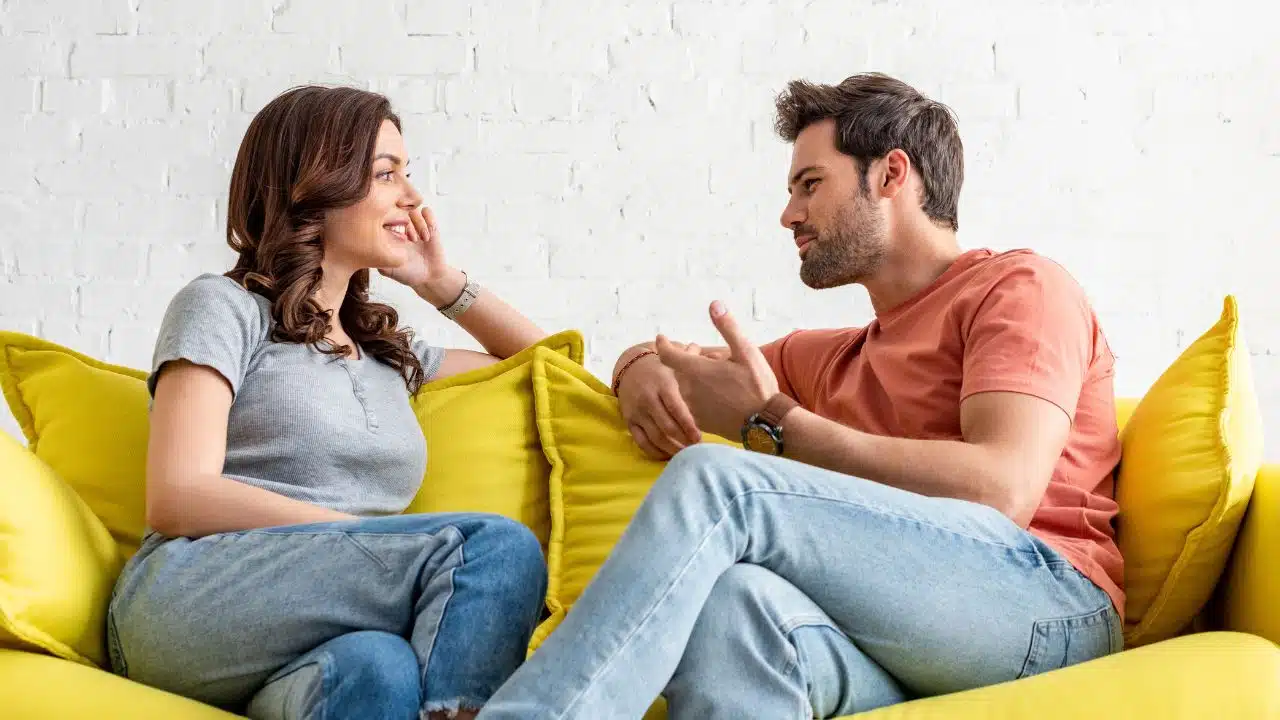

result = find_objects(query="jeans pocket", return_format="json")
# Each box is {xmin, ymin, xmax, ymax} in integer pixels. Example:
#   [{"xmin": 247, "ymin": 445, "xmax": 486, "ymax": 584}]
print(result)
[{"xmin": 1017, "ymin": 604, "xmax": 1117, "ymax": 679}]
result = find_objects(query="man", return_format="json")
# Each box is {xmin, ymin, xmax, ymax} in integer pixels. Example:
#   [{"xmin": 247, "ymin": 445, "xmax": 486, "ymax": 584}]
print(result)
[{"xmin": 478, "ymin": 72, "xmax": 1123, "ymax": 719}]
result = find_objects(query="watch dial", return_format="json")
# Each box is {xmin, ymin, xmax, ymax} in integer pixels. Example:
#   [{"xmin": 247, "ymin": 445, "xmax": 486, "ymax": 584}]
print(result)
[{"xmin": 745, "ymin": 425, "xmax": 773, "ymax": 452}]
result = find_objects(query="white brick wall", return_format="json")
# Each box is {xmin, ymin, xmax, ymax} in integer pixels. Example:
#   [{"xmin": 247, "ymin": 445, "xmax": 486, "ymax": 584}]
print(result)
[{"xmin": 2, "ymin": 1, "xmax": 1279, "ymax": 456}]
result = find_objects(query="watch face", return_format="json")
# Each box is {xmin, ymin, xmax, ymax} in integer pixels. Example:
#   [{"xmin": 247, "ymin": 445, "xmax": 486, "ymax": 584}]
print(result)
[{"xmin": 743, "ymin": 424, "xmax": 777, "ymax": 453}]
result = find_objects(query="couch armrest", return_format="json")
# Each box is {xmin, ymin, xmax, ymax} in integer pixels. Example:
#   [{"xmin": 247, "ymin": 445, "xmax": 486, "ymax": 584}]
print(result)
[{"xmin": 1221, "ymin": 462, "xmax": 1280, "ymax": 643}]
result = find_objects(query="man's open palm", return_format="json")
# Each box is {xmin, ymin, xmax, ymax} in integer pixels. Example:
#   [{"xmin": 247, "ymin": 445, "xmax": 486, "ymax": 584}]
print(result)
[{"xmin": 655, "ymin": 301, "xmax": 779, "ymax": 440}]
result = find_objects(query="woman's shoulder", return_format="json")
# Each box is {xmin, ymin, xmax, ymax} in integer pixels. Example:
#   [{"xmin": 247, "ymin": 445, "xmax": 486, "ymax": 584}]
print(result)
[
  {"xmin": 161, "ymin": 273, "xmax": 272, "ymax": 343},
  {"xmin": 174, "ymin": 273, "xmax": 270, "ymax": 314}
]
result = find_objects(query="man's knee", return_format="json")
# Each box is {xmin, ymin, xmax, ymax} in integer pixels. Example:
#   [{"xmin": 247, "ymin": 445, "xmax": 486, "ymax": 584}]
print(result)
[
  {"xmin": 684, "ymin": 564, "xmax": 782, "ymax": 656},
  {"xmin": 654, "ymin": 443, "xmax": 754, "ymax": 502}
]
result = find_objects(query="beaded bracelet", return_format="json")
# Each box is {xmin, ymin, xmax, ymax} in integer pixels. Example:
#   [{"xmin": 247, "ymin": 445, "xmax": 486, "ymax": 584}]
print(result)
[{"xmin": 611, "ymin": 349, "xmax": 657, "ymax": 395}]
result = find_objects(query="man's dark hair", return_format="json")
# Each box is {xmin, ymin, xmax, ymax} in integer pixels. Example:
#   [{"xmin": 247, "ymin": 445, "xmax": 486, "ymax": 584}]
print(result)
[{"xmin": 774, "ymin": 73, "xmax": 963, "ymax": 231}]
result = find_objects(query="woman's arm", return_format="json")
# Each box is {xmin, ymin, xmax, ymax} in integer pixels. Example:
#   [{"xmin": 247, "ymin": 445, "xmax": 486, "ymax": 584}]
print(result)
[
  {"xmin": 415, "ymin": 266, "xmax": 546, "ymax": 363},
  {"xmin": 146, "ymin": 360, "xmax": 355, "ymax": 538}
]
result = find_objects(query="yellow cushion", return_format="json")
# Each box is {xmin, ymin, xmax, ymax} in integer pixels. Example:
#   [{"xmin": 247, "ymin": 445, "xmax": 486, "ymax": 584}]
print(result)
[
  {"xmin": 1116, "ymin": 296, "xmax": 1263, "ymax": 646},
  {"xmin": 527, "ymin": 348, "xmax": 735, "ymax": 650},
  {"xmin": 0, "ymin": 434, "xmax": 122, "ymax": 668},
  {"xmin": 0, "ymin": 648, "xmax": 242, "ymax": 719},
  {"xmin": 406, "ymin": 330, "xmax": 584, "ymax": 548},
  {"xmin": 0, "ymin": 329, "xmax": 582, "ymax": 561},
  {"xmin": 0, "ymin": 332, "xmax": 152, "ymax": 558},
  {"xmin": 844, "ymin": 632, "xmax": 1280, "ymax": 719},
  {"xmin": 1115, "ymin": 397, "xmax": 1138, "ymax": 430}
]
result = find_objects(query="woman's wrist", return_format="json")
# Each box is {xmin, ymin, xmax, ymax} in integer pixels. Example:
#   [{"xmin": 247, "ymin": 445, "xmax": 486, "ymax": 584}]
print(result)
[{"xmin": 414, "ymin": 266, "xmax": 466, "ymax": 308}]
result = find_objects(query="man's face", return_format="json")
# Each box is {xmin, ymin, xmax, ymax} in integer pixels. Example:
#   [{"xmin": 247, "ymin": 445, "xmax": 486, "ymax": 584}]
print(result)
[{"xmin": 779, "ymin": 119, "xmax": 888, "ymax": 289}]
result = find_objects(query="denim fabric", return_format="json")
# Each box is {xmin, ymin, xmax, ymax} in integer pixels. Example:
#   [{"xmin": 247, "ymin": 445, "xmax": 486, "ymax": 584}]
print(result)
[
  {"xmin": 245, "ymin": 630, "xmax": 420, "ymax": 720},
  {"xmin": 108, "ymin": 513, "xmax": 547, "ymax": 719},
  {"xmin": 478, "ymin": 444, "xmax": 1121, "ymax": 719}
]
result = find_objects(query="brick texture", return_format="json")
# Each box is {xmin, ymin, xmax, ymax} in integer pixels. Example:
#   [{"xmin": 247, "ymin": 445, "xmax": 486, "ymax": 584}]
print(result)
[{"xmin": 1, "ymin": 0, "xmax": 1278, "ymax": 455}]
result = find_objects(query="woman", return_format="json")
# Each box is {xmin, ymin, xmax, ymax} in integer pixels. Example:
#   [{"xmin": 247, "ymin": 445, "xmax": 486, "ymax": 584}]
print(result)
[{"xmin": 106, "ymin": 85, "xmax": 549, "ymax": 720}]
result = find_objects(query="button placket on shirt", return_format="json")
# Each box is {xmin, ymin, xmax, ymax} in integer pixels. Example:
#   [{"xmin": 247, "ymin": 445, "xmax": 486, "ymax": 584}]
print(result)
[{"xmin": 339, "ymin": 357, "xmax": 379, "ymax": 431}]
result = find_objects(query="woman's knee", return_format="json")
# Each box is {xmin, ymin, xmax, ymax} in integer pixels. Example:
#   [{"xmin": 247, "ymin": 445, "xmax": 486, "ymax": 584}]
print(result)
[
  {"xmin": 326, "ymin": 630, "xmax": 419, "ymax": 689},
  {"xmin": 466, "ymin": 516, "xmax": 547, "ymax": 593},
  {"xmin": 249, "ymin": 631, "xmax": 420, "ymax": 720}
]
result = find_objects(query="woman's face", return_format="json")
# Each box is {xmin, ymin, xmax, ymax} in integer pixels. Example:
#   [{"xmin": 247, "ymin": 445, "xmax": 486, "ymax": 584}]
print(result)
[{"xmin": 322, "ymin": 119, "xmax": 423, "ymax": 275}]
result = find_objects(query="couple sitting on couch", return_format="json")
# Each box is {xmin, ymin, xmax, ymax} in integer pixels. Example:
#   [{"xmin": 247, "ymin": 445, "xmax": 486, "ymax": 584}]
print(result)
[{"xmin": 105, "ymin": 71, "xmax": 1125, "ymax": 720}]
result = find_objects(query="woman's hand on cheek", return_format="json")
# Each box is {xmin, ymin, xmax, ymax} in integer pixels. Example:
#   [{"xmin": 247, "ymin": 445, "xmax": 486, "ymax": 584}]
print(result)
[{"xmin": 379, "ymin": 206, "xmax": 454, "ymax": 296}]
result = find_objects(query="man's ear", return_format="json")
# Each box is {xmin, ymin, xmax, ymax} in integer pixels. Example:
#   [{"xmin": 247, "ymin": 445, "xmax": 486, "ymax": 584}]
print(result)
[{"xmin": 879, "ymin": 148, "xmax": 912, "ymax": 200}]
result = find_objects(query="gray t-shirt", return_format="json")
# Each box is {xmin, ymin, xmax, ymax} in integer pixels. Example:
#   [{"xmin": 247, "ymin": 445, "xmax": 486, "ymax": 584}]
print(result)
[{"xmin": 148, "ymin": 273, "xmax": 445, "ymax": 518}]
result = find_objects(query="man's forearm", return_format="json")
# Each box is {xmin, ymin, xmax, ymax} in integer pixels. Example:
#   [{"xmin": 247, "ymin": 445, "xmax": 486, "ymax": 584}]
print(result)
[{"xmin": 782, "ymin": 409, "xmax": 1031, "ymax": 524}]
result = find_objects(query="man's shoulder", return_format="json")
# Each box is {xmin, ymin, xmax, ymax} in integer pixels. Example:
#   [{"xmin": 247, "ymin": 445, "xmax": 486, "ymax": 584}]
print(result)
[{"xmin": 966, "ymin": 249, "xmax": 1091, "ymax": 301}]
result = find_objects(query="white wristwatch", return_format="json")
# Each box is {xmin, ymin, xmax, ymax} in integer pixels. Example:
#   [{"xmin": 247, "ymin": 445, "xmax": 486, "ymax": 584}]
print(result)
[{"xmin": 438, "ymin": 274, "xmax": 481, "ymax": 321}]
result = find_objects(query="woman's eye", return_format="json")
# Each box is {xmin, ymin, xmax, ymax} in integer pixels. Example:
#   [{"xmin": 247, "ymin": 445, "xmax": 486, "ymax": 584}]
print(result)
[{"xmin": 377, "ymin": 170, "xmax": 394, "ymax": 181}]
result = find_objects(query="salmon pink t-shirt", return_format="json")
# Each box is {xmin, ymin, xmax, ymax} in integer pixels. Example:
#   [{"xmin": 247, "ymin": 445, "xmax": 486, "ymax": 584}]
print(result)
[{"xmin": 759, "ymin": 248, "xmax": 1124, "ymax": 618}]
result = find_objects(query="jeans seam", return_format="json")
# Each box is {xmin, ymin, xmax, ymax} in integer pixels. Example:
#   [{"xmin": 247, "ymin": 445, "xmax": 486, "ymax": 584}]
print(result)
[
  {"xmin": 556, "ymin": 501, "xmax": 737, "ymax": 718},
  {"xmin": 341, "ymin": 534, "xmax": 390, "ymax": 571},
  {"xmin": 785, "ymin": 622, "xmax": 854, "ymax": 717},
  {"xmin": 420, "ymin": 525, "xmax": 463, "ymax": 696},
  {"xmin": 106, "ymin": 602, "xmax": 127, "ymax": 677},
  {"xmin": 318, "ymin": 650, "xmax": 332, "ymax": 720}
]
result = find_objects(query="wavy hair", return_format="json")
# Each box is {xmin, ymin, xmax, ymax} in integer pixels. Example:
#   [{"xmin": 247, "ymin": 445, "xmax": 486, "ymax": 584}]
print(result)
[{"xmin": 224, "ymin": 85, "xmax": 425, "ymax": 393}]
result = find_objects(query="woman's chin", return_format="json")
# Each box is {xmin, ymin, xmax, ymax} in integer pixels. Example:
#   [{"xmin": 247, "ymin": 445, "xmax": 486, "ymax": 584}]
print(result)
[{"xmin": 371, "ymin": 246, "xmax": 411, "ymax": 270}]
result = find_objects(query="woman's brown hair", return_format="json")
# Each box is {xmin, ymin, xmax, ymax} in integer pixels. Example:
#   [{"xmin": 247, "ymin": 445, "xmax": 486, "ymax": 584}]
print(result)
[{"xmin": 225, "ymin": 85, "xmax": 426, "ymax": 393}]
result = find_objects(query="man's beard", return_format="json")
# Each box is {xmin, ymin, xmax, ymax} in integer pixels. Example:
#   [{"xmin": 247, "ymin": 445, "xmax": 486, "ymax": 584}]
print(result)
[{"xmin": 798, "ymin": 192, "xmax": 888, "ymax": 289}]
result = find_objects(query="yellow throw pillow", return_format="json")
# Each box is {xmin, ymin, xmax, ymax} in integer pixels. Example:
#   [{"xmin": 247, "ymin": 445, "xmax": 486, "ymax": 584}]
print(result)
[
  {"xmin": 406, "ymin": 330, "xmax": 584, "ymax": 548},
  {"xmin": 0, "ymin": 329, "xmax": 583, "ymax": 560},
  {"xmin": 528, "ymin": 347, "xmax": 735, "ymax": 650},
  {"xmin": 0, "ymin": 332, "xmax": 151, "ymax": 558},
  {"xmin": 1117, "ymin": 295, "xmax": 1263, "ymax": 646},
  {"xmin": 0, "ymin": 432, "xmax": 122, "ymax": 668}
]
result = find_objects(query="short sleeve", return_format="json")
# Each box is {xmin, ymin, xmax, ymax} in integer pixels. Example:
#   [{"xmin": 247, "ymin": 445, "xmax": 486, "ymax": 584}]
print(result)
[
  {"xmin": 960, "ymin": 259, "xmax": 1095, "ymax": 420},
  {"xmin": 148, "ymin": 274, "xmax": 268, "ymax": 398},
  {"xmin": 412, "ymin": 338, "xmax": 446, "ymax": 381},
  {"xmin": 759, "ymin": 328, "xmax": 853, "ymax": 407}
]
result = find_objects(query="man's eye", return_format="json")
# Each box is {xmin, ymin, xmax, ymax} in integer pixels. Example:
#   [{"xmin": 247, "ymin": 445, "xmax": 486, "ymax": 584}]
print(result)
[{"xmin": 805, "ymin": 178, "xmax": 819, "ymax": 192}]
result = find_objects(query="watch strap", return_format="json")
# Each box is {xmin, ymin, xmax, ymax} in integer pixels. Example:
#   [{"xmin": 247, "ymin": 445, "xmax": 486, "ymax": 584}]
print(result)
[
  {"xmin": 438, "ymin": 274, "xmax": 480, "ymax": 321},
  {"xmin": 757, "ymin": 393, "xmax": 799, "ymax": 428}
]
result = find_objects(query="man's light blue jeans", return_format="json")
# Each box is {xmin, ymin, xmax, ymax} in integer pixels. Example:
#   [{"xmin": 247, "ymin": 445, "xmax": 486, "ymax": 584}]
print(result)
[
  {"xmin": 478, "ymin": 444, "xmax": 1121, "ymax": 719},
  {"xmin": 107, "ymin": 513, "xmax": 548, "ymax": 719}
]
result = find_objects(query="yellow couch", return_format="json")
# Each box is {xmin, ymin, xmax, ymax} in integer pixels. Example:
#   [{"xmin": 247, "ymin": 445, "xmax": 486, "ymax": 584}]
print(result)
[
  {"xmin": 3, "ymin": 440, "xmax": 1279, "ymax": 719},
  {"xmin": 3, "ymin": 295, "xmax": 1280, "ymax": 719}
]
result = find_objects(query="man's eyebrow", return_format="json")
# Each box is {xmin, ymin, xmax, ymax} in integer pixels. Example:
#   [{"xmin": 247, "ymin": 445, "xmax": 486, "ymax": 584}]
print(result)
[{"xmin": 788, "ymin": 165, "xmax": 821, "ymax": 192}]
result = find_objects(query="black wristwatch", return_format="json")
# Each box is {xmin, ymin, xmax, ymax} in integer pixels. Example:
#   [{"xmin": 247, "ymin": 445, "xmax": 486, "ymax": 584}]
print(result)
[{"xmin": 741, "ymin": 394, "xmax": 800, "ymax": 456}]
